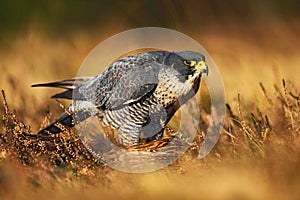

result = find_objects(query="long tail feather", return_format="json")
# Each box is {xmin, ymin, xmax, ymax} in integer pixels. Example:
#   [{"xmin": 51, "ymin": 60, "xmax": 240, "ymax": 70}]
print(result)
[
  {"xmin": 31, "ymin": 77, "xmax": 92, "ymax": 89},
  {"xmin": 38, "ymin": 112, "xmax": 75, "ymax": 136},
  {"xmin": 37, "ymin": 109, "xmax": 92, "ymax": 138},
  {"xmin": 32, "ymin": 77, "xmax": 92, "ymax": 100},
  {"xmin": 51, "ymin": 90, "xmax": 74, "ymax": 99}
]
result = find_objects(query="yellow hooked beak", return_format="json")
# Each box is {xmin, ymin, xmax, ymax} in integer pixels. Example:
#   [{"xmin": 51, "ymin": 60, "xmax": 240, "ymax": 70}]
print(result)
[{"xmin": 195, "ymin": 60, "xmax": 208, "ymax": 76}]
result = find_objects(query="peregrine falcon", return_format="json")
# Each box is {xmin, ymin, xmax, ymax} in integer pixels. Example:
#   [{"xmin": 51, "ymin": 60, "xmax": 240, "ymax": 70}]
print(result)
[{"xmin": 32, "ymin": 51, "xmax": 208, "ymax": 147}]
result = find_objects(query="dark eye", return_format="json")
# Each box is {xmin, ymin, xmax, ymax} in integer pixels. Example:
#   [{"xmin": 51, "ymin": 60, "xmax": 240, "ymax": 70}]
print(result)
[
  {"xmin": 183, "ymin": 60, "xmax": 196, "ymax": 67},
  {"xmin": 183, "ymin": 60, "xmax": 192, "ymax": 66}
]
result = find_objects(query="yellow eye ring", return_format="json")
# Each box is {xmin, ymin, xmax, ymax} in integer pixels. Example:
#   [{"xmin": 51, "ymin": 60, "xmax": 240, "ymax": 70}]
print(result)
[
  {"xmin": 184, "ymin": 60, "xmax": 191, "ymax": 66},
  {"xmin": 184, "ymin": 60, "xmax": 196, "ymax": 67}
]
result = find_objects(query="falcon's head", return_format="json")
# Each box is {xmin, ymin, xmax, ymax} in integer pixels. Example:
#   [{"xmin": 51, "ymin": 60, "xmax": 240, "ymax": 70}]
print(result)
[
  {"xmin": 176, "ymin": 51, "xmax": 208, "ymax": 76},
  {"xmin": 162, "ymin": 51, "xmax": 208, "ymax": 83}
]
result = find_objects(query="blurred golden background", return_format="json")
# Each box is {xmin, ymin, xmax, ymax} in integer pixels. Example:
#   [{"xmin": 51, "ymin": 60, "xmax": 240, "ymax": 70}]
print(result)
[
  {"xmin": 0, "ymin": 0, "xmax": 300, "ymax": 106},
  {"xmin": 1, "ymin": 1, "xmax": 300, "ymax": 199},
  {"xmin": 1, "ymin": 0, "xmax": 300, "ymax": 116}
]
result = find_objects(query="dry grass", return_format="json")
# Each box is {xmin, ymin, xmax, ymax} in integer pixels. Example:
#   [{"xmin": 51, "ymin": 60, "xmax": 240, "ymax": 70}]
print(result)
[{"xmin": 1, "ymin": 24, "xmax": 300, "ymax": 199}]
